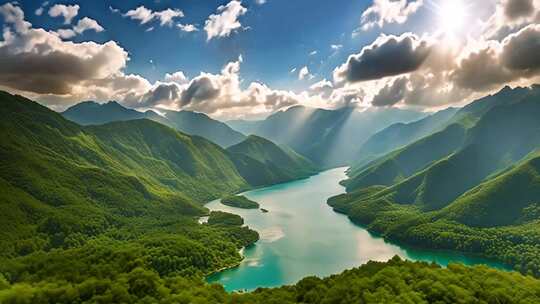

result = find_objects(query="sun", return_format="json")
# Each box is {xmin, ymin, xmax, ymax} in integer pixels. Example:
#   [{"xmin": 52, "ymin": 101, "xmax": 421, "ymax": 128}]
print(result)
[{"xmin": 437, "ymin": 0, "xmax": 468, "ymax": 35}]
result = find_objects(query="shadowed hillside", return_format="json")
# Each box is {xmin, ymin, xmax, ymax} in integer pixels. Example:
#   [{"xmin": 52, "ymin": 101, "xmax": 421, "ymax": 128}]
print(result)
[{"xmin": 63, "ymin": 101, "xmax": 246, "ymax": 147}]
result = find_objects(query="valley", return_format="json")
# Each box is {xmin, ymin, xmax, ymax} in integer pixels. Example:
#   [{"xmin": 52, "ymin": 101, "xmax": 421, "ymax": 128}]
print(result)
[{"xmin": 206, "ymin": 168, "xmax": 507, "ymax": 292}]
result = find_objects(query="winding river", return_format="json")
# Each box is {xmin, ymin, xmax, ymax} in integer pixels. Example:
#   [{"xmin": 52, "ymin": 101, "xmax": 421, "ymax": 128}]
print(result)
[{"xmin": 206, "ymin": 167, "xmax": 507, "ymax": 292}]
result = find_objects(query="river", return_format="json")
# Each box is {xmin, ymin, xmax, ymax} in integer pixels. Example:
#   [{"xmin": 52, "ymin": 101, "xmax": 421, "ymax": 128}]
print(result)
[{"xmin": 206, "ymin": 167, "xmax": 506, "ymax": 292}]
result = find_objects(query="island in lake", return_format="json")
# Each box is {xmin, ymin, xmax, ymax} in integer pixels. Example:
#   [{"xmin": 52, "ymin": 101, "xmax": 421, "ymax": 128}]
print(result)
[{"xmin": 221, "ymin": 195, "xmax": 260, "ymax": 209}]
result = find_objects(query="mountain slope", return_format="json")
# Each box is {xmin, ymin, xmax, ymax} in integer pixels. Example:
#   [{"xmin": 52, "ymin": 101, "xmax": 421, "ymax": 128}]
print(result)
[
  {"xmin": 441, "ymin": 151, "xmax": 540, "ymax": 227},
  {"xmin": 0, "ymin": 91, "xmax": 252, "ymax": 257},
  {"xmin": 227, "ymin": 106, "xmax": 425, "ymax": 167},
  {"xmin": 343, "ymin": 123, "xmax": 466, "ymax": 192},
  {"xmin": 226, "ymin": 135, "xmax": 319, "ymax": 186},
  {"xmin": 354, "ymin": 107, "xmax": 458, "ymax": 166},
  {"xmin": 62, "ymin": 101, "xmax": 246, "ymax": 147},
  {"xmin": 328, "ymin": 85, "xmax": 540, "ymax": 275}
]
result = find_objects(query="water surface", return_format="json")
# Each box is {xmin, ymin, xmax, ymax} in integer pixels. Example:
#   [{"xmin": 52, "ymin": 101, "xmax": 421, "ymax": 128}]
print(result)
[{"xmin": 206, "ymin": 168, "xmax": 506, "ymax": 291}]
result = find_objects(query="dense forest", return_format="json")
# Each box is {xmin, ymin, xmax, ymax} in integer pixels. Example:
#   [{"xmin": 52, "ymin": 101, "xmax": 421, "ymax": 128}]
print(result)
[{"xmin": 3, "ymin": 256, "xmax": 540, "ymax": 303}]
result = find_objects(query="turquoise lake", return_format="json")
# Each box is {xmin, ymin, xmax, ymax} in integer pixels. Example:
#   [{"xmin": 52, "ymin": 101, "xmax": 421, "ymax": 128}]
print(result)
[{"xmin": 206, "ymin": 167, "xmax": 507, "ymax": 292}]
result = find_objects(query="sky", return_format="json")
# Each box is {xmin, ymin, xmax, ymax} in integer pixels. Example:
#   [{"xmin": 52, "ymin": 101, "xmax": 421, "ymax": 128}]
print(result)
[{"xmin": 0, "ymin": 0, "xmax": 539, "ymax": 119}]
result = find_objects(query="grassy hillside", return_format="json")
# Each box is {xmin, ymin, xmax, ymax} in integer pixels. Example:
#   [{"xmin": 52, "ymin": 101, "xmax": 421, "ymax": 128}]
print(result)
[
  {"xmin": 330, "ymin": 85, "xmax": 540, "ymax": 275},
  {"xmin": 227, "ymin": 135, "xmax": 319, "ymax": 186},
  {"xmin": 62, "ymin": 101, "xmax": 246, "ymax": 147}
]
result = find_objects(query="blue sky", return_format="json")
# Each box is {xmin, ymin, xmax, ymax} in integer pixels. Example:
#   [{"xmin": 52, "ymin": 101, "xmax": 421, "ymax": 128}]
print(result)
[
  {"xmin": 1, "ymin": 0, "xmax": 539, "ymax": 119},
  {"xmin": 19, "ymin": 0, "xmax": 382, "ymax": 89}
]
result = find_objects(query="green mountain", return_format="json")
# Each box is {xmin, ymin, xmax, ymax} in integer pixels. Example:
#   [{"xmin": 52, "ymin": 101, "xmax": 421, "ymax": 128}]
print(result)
[
  {"xmin": 354, "ymin": 107, "xmax": 458, "ymax": 167},
  {"xmin": 227, "ymin": 135, "xmax": 319, "ymax": 187},
  {"xmin": 0, "ymin": 91, "xmax": 254, "ymax": 257},
  {"xmin": 343, "ymin": 123, "xmax": 466, "ymax": 192},
  {"xmin": 62, "ymin": 101, "xmax": 246, "ymax": 147},
  {"xmin": 440, "ymin": 151, "xmax": 540, "ymax": 227},
  {"xmin": 330, "ymin": 85, "xmax": 540, "ymax": 275},
  {"xmin": 227, "ymin": 105, "xmax": 425, "ymax": 167}
]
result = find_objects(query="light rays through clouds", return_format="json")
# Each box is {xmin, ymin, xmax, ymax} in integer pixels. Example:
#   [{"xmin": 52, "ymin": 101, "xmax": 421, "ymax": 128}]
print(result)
[{"xmin": 0, "ymin": 0, "xmax": 539, "ymax": 119}]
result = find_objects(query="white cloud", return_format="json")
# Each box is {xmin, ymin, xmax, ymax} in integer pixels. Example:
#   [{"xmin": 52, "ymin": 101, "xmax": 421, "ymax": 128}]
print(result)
[
  {"xmin": 0, "ymin": 3, "xmax": 31, "ymax": 32},
  {"xmin": 309, "ymin": 50, "xmax": 318, "ymax": 56},
  {"xmin": 177, "ymin": 23, "xmax": 198, "ymax": 32},
  {"xmin": 35, "ymin": 1, "xmax": 49, "ymax": 16},
  {"xmin": 204, "ymin": 0, "xmax": 247, "ymax": 41},
  {"xmin": 299, "ymin": 66, "xmax": 314, "ymax": 80},
  {"xmin": 331, "ymin": 44, "xmax": 343, "ymax": 51},
  {"xmin": 360, "ymin": 0, "xmax": 423, "ymax": 31},
  {"xmin": 255, "ymin": 0, "xmax": 267, "ymax": 5},
  {"xmin": 57, "ymin": 17, "xmax": 104, "ymax": 39},
  {"xmin": 164, "ymin": 71, "xmax": 188, "ymax": 84},
  {"xmin": 123, "ymin": 6, "xmax": 183, "ymax": 27},
  {"xmin": 48, "ymin": 4, "xmax": 80, "ymax": 24},
  {"xmin": 154, "ymin": 8, "xmax": 184, "ymax": 26},
  {"xmin": 74, "ymin": 17, "xmax": 104, "ymax": 34}
]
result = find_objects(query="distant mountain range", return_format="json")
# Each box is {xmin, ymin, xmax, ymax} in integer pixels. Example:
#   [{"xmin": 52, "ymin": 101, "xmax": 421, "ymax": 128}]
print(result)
[
  {"xmin": 329, "ymin": 85, "xmax": 540, "ymax": 276},
  {"xmin": 227, "ymin": 106, "xmax": 426, "ymax": 168},
  {"xmin": 62, "ymin": 101, "xmax": 246, "ymax": 147}
]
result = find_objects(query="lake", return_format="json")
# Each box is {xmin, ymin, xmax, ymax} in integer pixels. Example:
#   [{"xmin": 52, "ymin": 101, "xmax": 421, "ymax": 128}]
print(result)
[{"xmin": 206, "ymin": 167, "xmax": 507, "ymax": 291}]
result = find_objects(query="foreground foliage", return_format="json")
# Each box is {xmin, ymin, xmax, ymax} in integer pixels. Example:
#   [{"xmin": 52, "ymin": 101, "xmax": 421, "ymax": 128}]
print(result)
[{"xmin": 2, "ymin": 256, "xmax": 540, "ymax": 303}]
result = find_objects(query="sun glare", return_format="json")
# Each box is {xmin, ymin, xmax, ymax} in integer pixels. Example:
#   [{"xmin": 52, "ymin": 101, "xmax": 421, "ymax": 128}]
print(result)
[{"xmin": 437, "ymin": 0, "xmax": 467, "ymax": 35}]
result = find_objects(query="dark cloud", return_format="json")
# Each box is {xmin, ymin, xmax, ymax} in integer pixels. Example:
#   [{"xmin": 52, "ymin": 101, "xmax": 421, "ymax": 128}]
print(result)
[
  {"xmin": 180, "ymin": 76, "xmax": 221, "ymax": 106},
  {"xmin": 371, "ymin": 77, "xmax": 408, "ymax": 106},
  {"xmin": 452, "ymin": 24, "xmax": 540, "ymax": 91},
  {"xmin": 0, "ymin": 40, "xmax": 126, "ymax": 95},
  {"xmin": 139, "ymin": 83, "xmax": 181, "ymax": 107},
  {"xmin": 501, "ymin": 24, "xmax": 540, "ymax": 71},
  {"xmin": 334, "ymin": 33, "xmax": 431, "ymax": 83},
  {"xmin": 0, "ymin": 4, "xmax": 128, "ymax": 97},
  {"xmin": 504, "ymin": 0, "xmax": 534, "ymax": 20},
  {"xmin": 451, "ymin": 47, "xmax": 514, "ymax": 91}
]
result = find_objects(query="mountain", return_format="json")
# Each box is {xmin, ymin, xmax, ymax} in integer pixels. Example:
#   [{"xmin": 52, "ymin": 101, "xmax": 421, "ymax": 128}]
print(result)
[
  {"xmin": 0, "ymin": 91, "xmax": 257, "ymax": 256},
  {"xmin": 161, "ymin": 110, "xmax": 246, "ymax": 147},
  {"xmin": 346, "ymin": 85, "xmax": 540, "ymax": 193},
  {"xmin": 62, "ymin": 100, "xmax": 165, "ymax": 125},
  {"xmin": 62, "ymin": 101, "xmax": 246, "ymax": 147},
  {"xmin": 226, "ymin": 105, "xmax": 426, "ymax": 168},
  {"xmin": 226, "ymin": 135, "xmax": 319, "ymax": 187},
  {"xmin": 329, "ymin": 85, "xmax": 540, "ymax": 276},
  {"xmin": 354, "ymin": 107, "xmax": 458, "ymax": 167},
  {"xmin": 440, "ymin": 151, "xmax": 540, "ymax": 228},
  {"xmin": 343, "ymin": 123, "xmax": 466, "ymax": 192}
]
